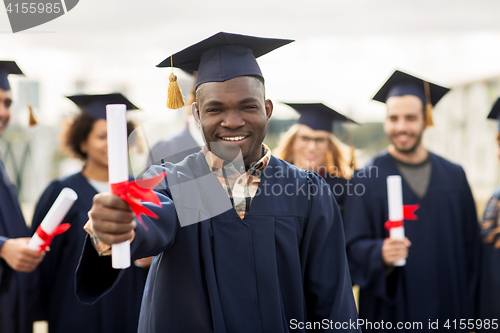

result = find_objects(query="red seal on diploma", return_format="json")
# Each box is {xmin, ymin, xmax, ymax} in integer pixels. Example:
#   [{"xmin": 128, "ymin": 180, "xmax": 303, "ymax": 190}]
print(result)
[
  {"xmin": 34, "ymin": 223, "xmax": 71, "ymax": 254},
  {"xmin": 384, "ymin": 204, "xmax": 420, "ymax": 231},
  {"xmin": 110, "ymin": 171, "xmax": 167, "ymax": 230}
]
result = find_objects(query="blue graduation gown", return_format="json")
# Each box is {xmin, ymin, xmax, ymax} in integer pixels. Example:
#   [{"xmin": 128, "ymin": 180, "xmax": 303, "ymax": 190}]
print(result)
[
  {"xmin": 344, "ymin": 151, "xmax": 481, "ymax": 332},
  {"xmin": 0, "ymin": 158, "xmax": 32, "ymax": 333},
  {"xmin": 76, "ymin": 154, "xmax": 359, "ymax": 333},
  {"xmin": 478, "ymin": 186, "xmax": 500, "ymax": 332},
  {"xmin": 322, "ymin": 174, "xmax": 348, "ymax": 217},
  {"xmin": 31, "ymin": 172, "xmax": 148, "ymax": 333}
]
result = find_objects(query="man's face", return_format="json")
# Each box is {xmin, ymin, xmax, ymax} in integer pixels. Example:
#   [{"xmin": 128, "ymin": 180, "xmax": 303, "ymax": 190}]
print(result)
[
  {"xmin": 0, "ymin": 88, "xmax": 12, "ymax": 136},
  {"xmin": 384, "ymin": 95, "xmax": 425, "ymax": 154},
  {"xmin": 193, "ymin": 76, "xmax": 273, "ymax": 165}
]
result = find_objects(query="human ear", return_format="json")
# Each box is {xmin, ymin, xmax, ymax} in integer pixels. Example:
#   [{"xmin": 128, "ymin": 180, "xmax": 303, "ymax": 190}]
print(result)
[
  {"xmin": 264, "ymin": 99, "xmax": 273, "ymax": 122},
  {"xmin": 80, "ymin": 140, "xmax": 88, "ymax": 154},
  {"xmin": 192, "ymin": 103, "xmax": 201, "ymax": 126}
]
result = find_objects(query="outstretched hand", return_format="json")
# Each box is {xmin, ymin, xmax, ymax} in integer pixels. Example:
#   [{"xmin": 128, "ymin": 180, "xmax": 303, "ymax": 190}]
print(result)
[{"xmin": 88, "ymin": 193, "xmax": 137, "ymax": 245}]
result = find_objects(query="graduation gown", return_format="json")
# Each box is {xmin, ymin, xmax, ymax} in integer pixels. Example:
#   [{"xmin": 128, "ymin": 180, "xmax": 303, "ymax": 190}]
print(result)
[
  {"xmin": 76, "ymin": 154, "xmax": 359, "ymax": 333},
  {"xmin": 31, "ymin": 172, "xmax": 148, "ymax": 333},
  {"xmin": 0, "ymin": 157, "xmax": 33, "ymax": 333},
  {"xmin": 478, "ymin": 186, "xmax": 500, "ymax": 331},
  {"xmin": 321, "ymin": 174, "xmax": 348, "ymax": 217},
  {"xmin": 344, "ymin": 151, "xmax": 480, "ymax": 332}
]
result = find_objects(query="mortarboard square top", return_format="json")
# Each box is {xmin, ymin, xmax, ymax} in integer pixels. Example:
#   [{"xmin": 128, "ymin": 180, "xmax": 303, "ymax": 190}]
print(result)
[
  {"xmin": 0, "ymin": 61, "xmax": 24, "ymax": 91},
  {"xmin": 157, "ymin": 32, "xmax": 294, "ymax": 88},
  {"xmin": 372, "ymin": 70, "xmax": 450, "ymax": 107},
  {"xmin": 284, "ymin": 102, "xmax": 358, "ymax": 133},
  {"xmin": 487, "ymin": 97, "xmax": 500, "ymax": 131},
  {"xmin": 66, "ymin": 93, "xmax": 139, "ymax": 120}
]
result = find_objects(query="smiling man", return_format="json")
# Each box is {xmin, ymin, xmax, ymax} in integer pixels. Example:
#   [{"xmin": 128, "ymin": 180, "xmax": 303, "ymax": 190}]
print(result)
[
  {"xmin": 75, "ymin": 32, "xmax": 359, "ymax": 333},
  {"xmin": 343, "ymin": 70, "xmax": 481, "ymax": 332},
  {"xmin": 0, "ymin": 61, "xmax": 45, "ymax": 333}
]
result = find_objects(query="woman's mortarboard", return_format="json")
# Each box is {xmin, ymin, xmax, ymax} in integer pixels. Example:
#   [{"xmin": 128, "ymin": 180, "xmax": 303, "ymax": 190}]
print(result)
[
  {"xmin": 283, "ymin": 102, "xmax": 357, "ymax": 133},
  {"xmin": 66, "ymin": 93, "xmax": 139, "ymax": 119}
]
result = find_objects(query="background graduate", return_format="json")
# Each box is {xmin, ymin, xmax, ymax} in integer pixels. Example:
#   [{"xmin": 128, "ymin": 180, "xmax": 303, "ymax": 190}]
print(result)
[
  {"xmin": 75, "ymin": 32, "xmax": 360, "ymax": 333},
  {"xmin": 343, "ymin": 70, "xmax": 481, "ymax": 332},
  {"xmin": 0, "ymin": 61, "xmax": 45, "ymax": 333},
  {"xmin": 31, "ymin": 93, "xmax": 148, "ymax": 333},
  {"xmin": 274, "ymin": 102, "xmax": 356, "ymax": 213},
  {"xmin": 478, "ymin": 98, "xmax": 500, "ymax": 330}
]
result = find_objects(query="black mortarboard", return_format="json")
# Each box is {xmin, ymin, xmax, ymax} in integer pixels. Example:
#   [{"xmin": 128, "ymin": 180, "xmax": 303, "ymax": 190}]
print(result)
[
  {"xmin": 487, "ymin": 98, "xmax": 500, "ymax": 131},
  {"xmin": 0, "ymin": 61, "xmax": 24, "ymax": 91},
  {"xmin": 284, "ymin": 102, "xmax": 357, "ymax": 132},
  {"xmin": 66, "ymin": 93, "xmax": 139, "ymax": 119},
  {"xmin": 373, "ymin": 70, "xmax": 450, "ymax": 126},
  {"xmin": 157, "ymin": 32, "xmax": 294, "ymax": 88},
  {"xmin": 373, "ymin": 70, "xmax": 450, "ymax": 106}
]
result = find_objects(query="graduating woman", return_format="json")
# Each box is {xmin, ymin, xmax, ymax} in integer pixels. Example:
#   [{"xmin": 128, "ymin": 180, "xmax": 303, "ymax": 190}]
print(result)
[
  {"xmin": 274, "ymin": 103, "xmax": 356, "ymax": 212},
  {"xmin": 479, "ymin": 98, "xmax": 500, "ymax": 331},
  {"xmin": 31, "ymin": 93, "xmax": 148, "ymax": 333}
]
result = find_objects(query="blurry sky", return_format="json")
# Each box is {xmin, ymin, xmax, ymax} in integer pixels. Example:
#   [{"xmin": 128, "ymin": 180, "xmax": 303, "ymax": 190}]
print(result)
[{"xmin": 1, "ymin": 0, "xmax": 500, "ymax": 124}]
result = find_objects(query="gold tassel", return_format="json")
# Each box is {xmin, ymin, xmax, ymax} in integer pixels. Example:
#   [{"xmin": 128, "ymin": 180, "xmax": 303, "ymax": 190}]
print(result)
[
  {"xmin": 167, "ymin": 73, "xmax": 185, "ymax": 109},
  {"xmin": 166, "ymin": 55, "xmax": 185, "ymax": 110},
  {"xmin": 423, "ymin": 81, "xmax": 433, "ymax": 127},
  {"xmin": 28, "ymin": 104, "xmax": 38, "ymax": 126},
  {"xmin": 425, "ymin": 103, "xmax": 434, "ymax": 127}
]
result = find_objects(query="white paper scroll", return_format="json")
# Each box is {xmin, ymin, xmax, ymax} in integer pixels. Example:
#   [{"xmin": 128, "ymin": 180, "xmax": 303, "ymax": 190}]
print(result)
[
  {"xmin": 107, "ymin": 104, "xmax": 131, "ymax": 269},
  {"xmin": 387, "ymin": 175, "xmax": 406, "ymax": 267},
  {"xmin": 28, "ymin": 187, "xmax": 78, "ymax": 251}
]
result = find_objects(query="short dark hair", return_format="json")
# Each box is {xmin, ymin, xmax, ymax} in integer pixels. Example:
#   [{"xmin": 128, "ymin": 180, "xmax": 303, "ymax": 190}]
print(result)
[
  {"xmin": 195, "ymin": 75, "xmax": 266, "ymax": 103},
  {"xmin": 62, "ymin": 112, "xmax": 136, "ymax": 161}
]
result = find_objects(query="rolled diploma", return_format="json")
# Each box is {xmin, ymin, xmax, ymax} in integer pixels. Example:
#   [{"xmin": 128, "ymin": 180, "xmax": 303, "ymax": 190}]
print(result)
[
  {"xmin": 387, "ymin": 175, "xmax": 406, "ymax": 266},
  {"xmin": 28, "ymin": 187, "xmax": 78, "ymax": 251},
  {"xmin": 107, "ymin": 104, "xmax": 131, "ymax": 269}
]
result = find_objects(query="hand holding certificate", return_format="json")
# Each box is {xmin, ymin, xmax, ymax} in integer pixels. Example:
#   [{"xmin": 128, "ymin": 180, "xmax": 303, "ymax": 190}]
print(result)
[
  {"xmin": 385, "ymin": 175, "xmax": 420, "ymax": 267},
  {"xmin": 106, "ymin": 104, "xmax": 166, "ymax": 269},
  {"xmin": 386, "ymin": 176, "xmax": 406, "ymax": 266}
]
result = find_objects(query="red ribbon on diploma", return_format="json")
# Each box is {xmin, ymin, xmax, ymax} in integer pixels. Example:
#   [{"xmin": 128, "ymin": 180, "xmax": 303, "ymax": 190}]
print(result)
[
  {"xmin": 35, "ymin": 223, "xmax": 71, "ymax": 254},
  {"xmin": 110, "ymin": 171, "xmax": 167, "ymax": 230},
  {"xmin": 384, "ymin": 204, "xmax": 420, "ymax": 231}
]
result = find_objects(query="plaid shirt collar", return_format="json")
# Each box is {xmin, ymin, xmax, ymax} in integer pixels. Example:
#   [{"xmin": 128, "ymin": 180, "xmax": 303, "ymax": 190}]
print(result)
[{"xmin": 203, "ymin": 144, "xmax": 271, "ymax": 178}]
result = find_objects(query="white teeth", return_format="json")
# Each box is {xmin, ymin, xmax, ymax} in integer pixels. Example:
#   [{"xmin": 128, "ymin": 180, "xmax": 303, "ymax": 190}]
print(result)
[{"xmin": 221, "ymin": 136, "xmax": 245, "ymax": 141}]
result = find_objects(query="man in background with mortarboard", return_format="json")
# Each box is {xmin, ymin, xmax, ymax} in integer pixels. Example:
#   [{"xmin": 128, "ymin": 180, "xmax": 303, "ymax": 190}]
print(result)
[
  {"xmin": 0, "ymin": 61, "xmax": 45, "ymax": 333},
  {"xmin": 343, "ymin": 70, "xmax": 481, "ymax": 332},
  {"xmin": 75, "ymin": 32, "xmax": 360, "ymax": 332}
]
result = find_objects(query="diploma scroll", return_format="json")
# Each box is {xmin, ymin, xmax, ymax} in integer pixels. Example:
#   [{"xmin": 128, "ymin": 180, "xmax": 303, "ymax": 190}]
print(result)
[
  {"xmin": 387, "ymin": 175, "xmax": 406, "ymax": 267},
  {"xmin": 107, "ymin": 104, "xmax": 131, "ymax": 269},
  {"xmin": 28, "ymin": 187, "xmax": 78, "ymax": 252}
]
